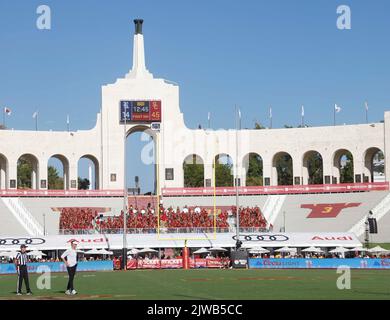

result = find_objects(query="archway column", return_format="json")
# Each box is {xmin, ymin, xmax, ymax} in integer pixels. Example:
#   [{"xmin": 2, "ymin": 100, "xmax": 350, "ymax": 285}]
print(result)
[
  {"xmin": 353, "ymin": 157, "xmax": 364, "ymax": 183},
  {"xmin": 63, "ymin": 161, "xmax": 70, "ymax": 190},
  {"xmin": 0, "ymin": 156, "xmax": 8, "ymax": 189},
  {"xmin": 204, "ymin": 162, "xmax": 213, "ymax": 187},
  {"xmin": 39, "ymin": 159, "xmax": 48, "ymax": 190},
  {"xmin": 322, "ymin": 154, "xmax": 333, "ymax": 184},
  {"xmin": 7, "ymin": 161, "xmax": 17, "ymax": 189},
  {"xmin": 262, "ymin": 157, "xmax": 272, "ymax": 186},
  {"xmin": 292, "ymin": 154, "xmax": 301, "ymax": 185},
  {"xmin": 0, "ymin": 167, "xmax": 6, "ymax": 189},
  {"xmin": 69, "ymin": 164, "xmax": 78, "ymax": 190}
]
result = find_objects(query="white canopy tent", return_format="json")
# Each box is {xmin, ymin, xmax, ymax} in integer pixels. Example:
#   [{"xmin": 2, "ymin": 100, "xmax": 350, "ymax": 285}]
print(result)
[
  {"xmin": 348, "ymin": 247, "xmax": 368, "ymax": 252},
  {"xmin": 301, "ymin": 247, "xmax": 324, "ymax": 253},
  {"xmin": 138, "ymin": 248, "xmax": 158, "ymax": 254},
  {"xmin": 275, "ymin": 247, "xmax": 297, "ymax": 253},
  {"xmin": 127, "ymin": 248, "xmax": 140, "ymax": 255},
  {"xmin": 27, "ymin": 250, "xmax": 47, "ymax": 257},
  {"xmin": 248, "ymin": 247, "xmax": 270, "ymax": 254},
  {"xmin": 98, "ymin": 249, "xmax": 113, "ymax": 255},
  {"xmin": 329, "ymin": 247, "xmax": 349, "ymax": 253},
  {"xmin": 193, "ymin": 248, "xmax": 209, "ymax": 254},
  {"xmin": 0, "ymin": 251, "xmax": 18, "ymax": 258},
  {"xmin": 84, "ymin": 248, "xmax": 102, "ymax": 255},
  {"xmin": 368, "ymin": 246, "xmax": 388, "ymax": 253}
]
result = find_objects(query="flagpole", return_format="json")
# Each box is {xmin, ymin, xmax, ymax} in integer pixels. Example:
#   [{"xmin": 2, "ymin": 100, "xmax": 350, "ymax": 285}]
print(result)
[
  {"xmin": 365, "ymin": 102, "xmax": 368, "ymax": 124},
  {"xmin": 334, "ymin": 105, "xmax": 336, "ymax": 126},
  {"xmin": 36, "ymin": 113, "xmax": 38, "ymax": 131},
  {"xmin": 67, "ymin": 115, "xmax": 70, "ymax": 132},
  {"xmin": 122, "ymin": 103, "xmax": 128, "ymax": 270},
  {"xmin": 269, "ymin": 106, "xmax": 272, "ymax": 129},
  {"xmin": 3, "ymin": 109, "xmax": 5, "ymax": 128},
  {"xmin": 235, "ymin": 105, "xmax": 240, "ymax": 249}
]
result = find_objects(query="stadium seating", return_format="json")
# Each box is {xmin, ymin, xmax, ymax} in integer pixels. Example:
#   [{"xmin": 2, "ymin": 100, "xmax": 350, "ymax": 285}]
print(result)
[
  {"xmin": 0, "ymin": 190, "xmax": 389, "ymax": 243},
  {"xmin": 58, "ymin": 206, "xmax": 234, "ymax": 231}
]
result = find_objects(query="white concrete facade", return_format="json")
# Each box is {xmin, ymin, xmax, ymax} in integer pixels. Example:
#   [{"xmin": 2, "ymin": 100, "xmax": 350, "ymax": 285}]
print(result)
[{"xmin": 0, "ymin": 20, "xmax": 387, "ymax": 191}]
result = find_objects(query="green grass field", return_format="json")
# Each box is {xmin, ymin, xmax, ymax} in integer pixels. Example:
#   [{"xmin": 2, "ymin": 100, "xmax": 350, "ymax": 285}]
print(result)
[{"xmin": 1, "ymin": 269, "xmax": 389, "ymax": 300}]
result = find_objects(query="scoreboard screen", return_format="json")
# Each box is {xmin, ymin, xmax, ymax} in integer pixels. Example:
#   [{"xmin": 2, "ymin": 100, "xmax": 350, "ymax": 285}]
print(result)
[{"xmin": 120, "ymin": 100, "xmax": 161, "ymax": 123}]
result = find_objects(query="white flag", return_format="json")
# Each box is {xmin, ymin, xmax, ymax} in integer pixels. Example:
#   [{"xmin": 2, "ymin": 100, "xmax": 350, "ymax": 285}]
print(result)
[
  {"xmin": 32, "ymin": 111, "xmax": 38, "ymax": 118},
  {"xmin": 207, "ymin": 112, "xmax": 210, "ymax": 121},
  {"xmin": 4, "ymin": 107, "xmax": 12, "ymax": 115},
  {"xmin": 335, "ymin": 104, "xmax": 341, "ymax": 113},
  {"xmin": 238, "ymin": 108, "xmax": 241, "ymax": 119},
  {"xmin": 301, "ymin": 105, "xmax": 304, "ymax": 117},
  {"xmin": 365, "ymin": 101, "xmax": 368, "ymax": 111},
  {"xmin": 67, "ymin": 114, "xmax": 70, "ymax": 124},
  {"xmin": 269, "ymin": 106, "xmax": 272, "ymax": 118}
]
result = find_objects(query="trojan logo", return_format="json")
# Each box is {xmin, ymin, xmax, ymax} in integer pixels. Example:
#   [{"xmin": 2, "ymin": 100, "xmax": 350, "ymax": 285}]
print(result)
[{"xmin": 302, "ymin": 203, "xmax": 361, "ymax": 218}]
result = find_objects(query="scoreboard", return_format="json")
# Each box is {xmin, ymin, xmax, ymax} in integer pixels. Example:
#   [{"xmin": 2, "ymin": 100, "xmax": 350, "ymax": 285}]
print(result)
[{"xmin": 120, "ymin": 100, "xmax": 161, "ymax": 123}]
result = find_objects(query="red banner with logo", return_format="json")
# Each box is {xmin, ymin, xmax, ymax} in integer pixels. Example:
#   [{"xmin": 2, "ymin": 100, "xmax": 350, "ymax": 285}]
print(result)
[
  {"xmin": 137, "ymin": 259, "xmax": 161, "ymax": 269},
  {"xmin": 160, "ymin": 259, "xmax": 183, "ymax": 269},
  {"xmin": 126, "ymin": 259, "xmax": 138, "ymax": 270},
  {"xmin": 162, "ymin": 182, "xmax": 389, "ymax": 196},
  {"xmin": 206, "ymin": 258, "xmax": 225, "ymax": 268},
  {"xmin": 125, "ymin": 258, "xmax": 229, "ymax": 270},
  {"xmin": 190, "ymin": 259, "xmax": 208, "ymax": 268}
]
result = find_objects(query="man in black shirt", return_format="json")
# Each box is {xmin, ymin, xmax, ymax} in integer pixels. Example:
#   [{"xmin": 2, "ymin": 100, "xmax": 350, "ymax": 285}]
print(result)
[{"xmin": 14, "ymin": 244, "xmax": 32, "ymax": 296}]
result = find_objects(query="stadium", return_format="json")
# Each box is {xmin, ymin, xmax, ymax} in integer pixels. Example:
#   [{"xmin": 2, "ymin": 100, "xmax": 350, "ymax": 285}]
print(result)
[{"xmin": 0, "ymin": 16, "xmax": 390, "ymax": 301}]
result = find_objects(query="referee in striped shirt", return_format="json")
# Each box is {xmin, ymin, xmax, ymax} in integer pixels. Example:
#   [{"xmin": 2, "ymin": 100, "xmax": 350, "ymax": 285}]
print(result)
[{"xmin": 14, "ymin": 244, "xmax": 32, "ymax": 296}]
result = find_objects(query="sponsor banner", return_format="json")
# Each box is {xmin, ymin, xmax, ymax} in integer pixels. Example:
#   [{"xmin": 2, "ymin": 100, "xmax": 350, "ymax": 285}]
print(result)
[
  {"xmin": 162, "ymin": 182, "xmax": 389, "ymax": 196},
  {"xmin": 160, "ymin": 259, "xmax": 182, "ymax": 269},
  {"xmin": 0, "ymin": 189, "xmax": 124, "ymax": 198},
  {"xmin": 206, "ymin": 258, "xmax": 228, "ymax": 268},
  {"xmin": 126, "ymin": 259, "xmax": 138, "ymax": 269},
  {"xmin": 248, "ymin": 258, "xmax": 390, "ymax": 269},
  {"xmin": 137, "ymin": 259, "xmax": 161, "ymax": 269},
  {"xmin": 190, "ymin": 259, "xmax": 208, "ymax": 268},
  {"xmin": 0, "ymin": 261, "xmax": 113, "ymax": 274},
  {"xmin": 238, "ymin": 233, "xmax": 361, "ymax": 248},
  {"xmin": 0, "ymin": 183, "xmax": 386, "ymax": 198},
  {"xmin": 0, "ymin": 232, "xmax": 362, "ymax": 251}
]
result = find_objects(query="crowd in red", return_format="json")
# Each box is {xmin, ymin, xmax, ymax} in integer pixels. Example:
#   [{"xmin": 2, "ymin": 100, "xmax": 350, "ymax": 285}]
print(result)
[
  {"xmin": 237, "ymin": 206, "xmax": 268, "ymax": 228},
  {"xmin": 59, "ymin": 208, "xmax": 99, "ymax": 230},
  {"xmin": 59, "ymin": 206, "xmax": 268, "ymax": 231}
]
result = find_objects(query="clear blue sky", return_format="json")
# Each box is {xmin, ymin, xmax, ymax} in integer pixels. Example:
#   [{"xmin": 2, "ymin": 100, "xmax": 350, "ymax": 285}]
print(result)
[{"xmin": 1, "ymin": 0, "xmax": 389, "ymax": 192}]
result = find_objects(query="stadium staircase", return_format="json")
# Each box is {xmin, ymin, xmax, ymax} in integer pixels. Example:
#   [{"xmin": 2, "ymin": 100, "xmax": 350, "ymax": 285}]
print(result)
[
  {"xmin": 261, "ymin": 195, "xmax": 286, "ymax": 226},
  {"xmin": 348, "ymin": 192, "xmax": 390, "ymax": 238},
  {"xmin": 1, "ymin": 198, "xmax": 44, "ymax": 236}
]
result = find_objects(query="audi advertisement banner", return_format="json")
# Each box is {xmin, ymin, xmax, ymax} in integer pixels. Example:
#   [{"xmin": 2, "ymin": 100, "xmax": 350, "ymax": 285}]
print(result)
[
  {"xmin": 0, "ymin": 260, "xmax": 114, "ymax": 274},
  {"xmin": 0, "ymin": 232, "xmax": 361, "ymax": 251},
  {"xmin": 248, "ymin": 258, "xmax": 390, "ymax": 269},
  {"xmin": 125, "ymin": 258, "xmax": 227, "ymax": 270}
]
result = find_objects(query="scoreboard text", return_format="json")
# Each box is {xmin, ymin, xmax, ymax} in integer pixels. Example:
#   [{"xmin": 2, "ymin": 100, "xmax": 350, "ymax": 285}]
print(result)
[{"xmin": 120, "ymin": 100, "xmax": 161, "ymax": 123}]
